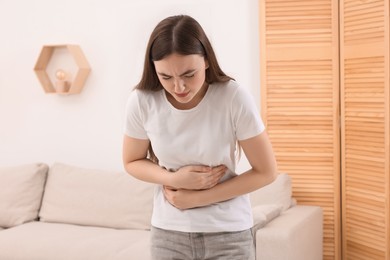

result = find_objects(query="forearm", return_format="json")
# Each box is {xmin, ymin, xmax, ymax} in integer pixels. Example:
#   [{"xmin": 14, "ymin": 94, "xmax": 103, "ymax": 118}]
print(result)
[
  {"xmin": 195, "ymin": 169, "xmax": 277, "ymax": 207},
  {"xmin": 124, "ymin": 159, "xmax": 173, "ymax": 186},
  {"xmin": 193, "ymin": 131, "xmax": 279, "ymax": 206},
  {"xmin": 163, "ymin": 133, "xmax": 278, "ymax": 210}
]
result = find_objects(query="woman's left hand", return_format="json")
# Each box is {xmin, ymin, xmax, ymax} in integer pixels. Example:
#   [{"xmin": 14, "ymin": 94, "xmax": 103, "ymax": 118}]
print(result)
[{"xmin": 163, "ymin": 186, "xmax": 200, "ymax": 210}]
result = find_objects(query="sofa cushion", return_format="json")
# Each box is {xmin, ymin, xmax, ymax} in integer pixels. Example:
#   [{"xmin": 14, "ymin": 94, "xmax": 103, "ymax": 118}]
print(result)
[
  {"xmin": 0, "ymin": 221, "xmax": 151, "ymax": 260},
  {"xmin": 250, "ymin": 173, "xmax": 292, "ymax": 211},
  {"xmin": 255, "ymin": 206, "xmax": 323, "ymax": 260},
  {"xmin": 252, "ymin": 204, "xmax": 283, "ymax": 231},
  {"xmin": 0, "ymin": 163, "xmax": 48, "ymax": 228},
  {"xmin": 39, "ymin": 163, "xmax": 154, "ymax": 230}
]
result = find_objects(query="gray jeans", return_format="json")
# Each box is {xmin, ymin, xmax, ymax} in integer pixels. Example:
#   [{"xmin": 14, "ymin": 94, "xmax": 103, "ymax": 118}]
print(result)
[{"xmin": 151, "ymin": 226, "xmax": 255, "ymax": 260}]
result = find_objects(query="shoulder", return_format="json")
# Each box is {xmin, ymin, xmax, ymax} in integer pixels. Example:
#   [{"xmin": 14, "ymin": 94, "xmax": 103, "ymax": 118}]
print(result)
[
  {"xmin": 212, "ymin": 79, "xmax": 239, "ymax": 92},
  {"xmin": 125, "ymin": 89, "xmax": 163, "ymax": 119},
  {"xmin": 211, "ymin": 80, "xmax": 253, "ymax": 103},
  {"xmin": 211, "ymin": 80, "xmax": 239, "ymax": 100},
  {"xmin": 129, "ymin": 88, "xmax": 161, "ymax": 99},
  {"xmin": 127, "ymin": 89, "xmax": 163, "ymax": 107}
]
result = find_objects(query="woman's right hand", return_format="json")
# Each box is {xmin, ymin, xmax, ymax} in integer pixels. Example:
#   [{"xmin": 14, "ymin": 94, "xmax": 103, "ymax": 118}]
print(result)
[{"xmin": 169, "ymin": 165, "xmax": 227, "ymax": 190}]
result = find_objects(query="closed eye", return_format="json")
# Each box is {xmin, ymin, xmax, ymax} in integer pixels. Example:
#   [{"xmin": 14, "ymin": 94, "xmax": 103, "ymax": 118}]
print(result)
[{"xmin": 157, "ymin": 70, "xmax": 196, "ymax": 80}]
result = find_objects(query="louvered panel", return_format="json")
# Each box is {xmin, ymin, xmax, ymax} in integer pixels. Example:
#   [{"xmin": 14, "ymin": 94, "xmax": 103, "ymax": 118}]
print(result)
[
  {"xmin": 265, "ymin": 58, "xmax": 338, "ymax": 260},
  {"xmin": 260, "ymin": 0, "xmax": 340, "ymax": 258},
  {"xmin": 344, "ymin": 0, "xmax": 384, "ymax": 44},
  {"xmin": 343, "ymin": 0, "xmax": 385, "ymax": 45},
  {"xmin": 265, "ymin": 1, "xmax": 332, "ymax": 45},
  {"xmin": 341, "ymin": 0, "xmax": 389, "ymax": 258},
  {"xmin": 342, "ymin": 56, "xmax": 388, "ymax": 259}
]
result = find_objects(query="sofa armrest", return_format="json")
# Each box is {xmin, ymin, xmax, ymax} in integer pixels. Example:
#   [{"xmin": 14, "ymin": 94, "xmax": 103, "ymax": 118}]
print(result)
[{"xmin": 255, "ymin": 205, "xmax": 323, "ymax": 260}]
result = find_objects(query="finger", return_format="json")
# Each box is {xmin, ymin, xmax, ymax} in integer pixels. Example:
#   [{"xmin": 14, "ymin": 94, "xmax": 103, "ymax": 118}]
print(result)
[
  {"xmin": 163, "ymin": 189, "xmax": 174, "ymax": 206},
  {"xmin": 212, "ymin": 164, "xmax": 226, "ymax": 169},
  {"xmin": 191, "ymin": 165, "xmax": 211, "ymax": 172},
  {"xmin": 165, "ymin": 185, "xmax": 178, "ymax": 191},
  {"xmin": 210, "ymin": 165, "xmax": 226, "ymax": 172},
  {"xmin": 218, "ymin": 165, "xmax": 228, "ymax": 171},
  {"xmin": 162, "ymin": 186, "xmax": 168, "ymax": 198},
  {"xmin": 212, "ymin": 167, "xmax": 226, "ymax": 176}
]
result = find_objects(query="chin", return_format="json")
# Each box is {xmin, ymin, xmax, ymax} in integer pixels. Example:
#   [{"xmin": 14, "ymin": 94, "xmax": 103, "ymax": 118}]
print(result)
[{"xmin": 175, "ymin": 95, "xmax": 193, "ymax": 103}]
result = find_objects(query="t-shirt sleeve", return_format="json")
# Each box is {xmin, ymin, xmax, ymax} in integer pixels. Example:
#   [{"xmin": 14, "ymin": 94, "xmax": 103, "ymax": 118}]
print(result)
[
  {"xmin": 232, "ymin": 87, "xmax": 265, "ymax": 141},
  {"xmin": 123, "ymin": 90, "xmax": 149, "ymax": 140}
]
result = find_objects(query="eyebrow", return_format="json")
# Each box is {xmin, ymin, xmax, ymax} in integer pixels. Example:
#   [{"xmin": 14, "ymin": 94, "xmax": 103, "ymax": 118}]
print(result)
[{"xmin": 157, "ymin": 69, "xmax": 196, "ymax": 77}]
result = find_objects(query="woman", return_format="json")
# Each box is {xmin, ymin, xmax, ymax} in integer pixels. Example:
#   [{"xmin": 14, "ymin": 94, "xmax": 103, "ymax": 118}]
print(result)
[{"xmin": 123, "ymin": 15, "xmax": 277, "ymax": 260}]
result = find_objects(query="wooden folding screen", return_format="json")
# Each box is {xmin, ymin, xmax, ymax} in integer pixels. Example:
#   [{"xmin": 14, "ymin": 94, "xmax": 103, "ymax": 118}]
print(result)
[
  {"xmin": 260, "ymin": 0, "xmax": 390, "ymax": 259},
  {"xmin": 340, "ymin": 0, "xmax": 390, "ymax": 259},
  {"xmin": 259, "ymin": 1, "xmax": 341, "ymax": 259}
]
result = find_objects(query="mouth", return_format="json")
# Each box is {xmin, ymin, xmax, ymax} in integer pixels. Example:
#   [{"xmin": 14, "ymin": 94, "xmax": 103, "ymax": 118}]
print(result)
[{"xmin": 175, "ymin": 92, "xmax": 190, "ymax": 98}]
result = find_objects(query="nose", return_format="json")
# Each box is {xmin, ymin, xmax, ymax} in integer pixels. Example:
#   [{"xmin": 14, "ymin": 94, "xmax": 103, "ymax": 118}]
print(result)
[{"xmin": 174, "ymin": 78, "xmax": 186, "ymax": 93}]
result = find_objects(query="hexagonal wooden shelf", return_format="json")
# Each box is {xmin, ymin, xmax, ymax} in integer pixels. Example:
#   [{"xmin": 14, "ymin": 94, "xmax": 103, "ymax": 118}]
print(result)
[{"xmin": 34, "ymin": 44, "xmax": 91, "ymax": 95}]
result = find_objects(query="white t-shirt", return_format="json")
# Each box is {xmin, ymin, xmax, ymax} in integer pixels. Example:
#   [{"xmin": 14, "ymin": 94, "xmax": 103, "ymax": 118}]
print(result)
[{"xmin": 124, "ymin": 80, "xmax": 265, "ymax": 232}]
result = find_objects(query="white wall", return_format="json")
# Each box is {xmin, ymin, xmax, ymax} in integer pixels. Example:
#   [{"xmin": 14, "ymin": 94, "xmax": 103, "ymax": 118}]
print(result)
[{"xmin": 0, "ymin": 0, "xmax": 260, "ymax": 172}]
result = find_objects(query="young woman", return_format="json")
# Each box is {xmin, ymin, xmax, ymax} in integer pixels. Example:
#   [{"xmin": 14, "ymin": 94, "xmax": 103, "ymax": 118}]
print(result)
[{"xmin": 123, "ymin": 15, "xmax": 277, "ymax": 260}]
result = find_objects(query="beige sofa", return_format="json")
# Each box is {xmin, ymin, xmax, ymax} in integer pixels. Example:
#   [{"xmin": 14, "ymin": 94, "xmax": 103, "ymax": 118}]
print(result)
[{"xmin": 0, "ymin": 163, "xmax": 323, "ymax": 260}]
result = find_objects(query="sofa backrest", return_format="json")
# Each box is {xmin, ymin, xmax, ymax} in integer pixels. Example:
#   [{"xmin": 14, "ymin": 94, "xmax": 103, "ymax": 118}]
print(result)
[
  {"xmin": 250, "ymin": 173, "xmax": 292, "ymax": 212},
  {"xmin": 0, "ymin": 162, "xmax": 292, "ymax": 231},
  {"xmin": 0, "ymin": 163, "xmax": 49, "ymax": 228},
  {"xmin": 39, "ymin": 163, "xmax": 154, "ymax": 230}
]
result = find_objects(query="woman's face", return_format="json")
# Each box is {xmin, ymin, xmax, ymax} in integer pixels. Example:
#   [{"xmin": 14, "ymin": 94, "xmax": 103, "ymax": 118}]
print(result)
[{"xmin": 154, "ymin": 53, "xmax": 209, "ymax": 109}]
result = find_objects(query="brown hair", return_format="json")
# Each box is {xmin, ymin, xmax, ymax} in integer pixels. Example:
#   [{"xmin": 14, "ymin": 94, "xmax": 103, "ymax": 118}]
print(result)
[
  {"xmin": 135, "ymin": 15, "xmax": 233, "ymax": 91},
  {"xmin": 135, "ymin": 15, "xmax": 236, "ymax": 162}
]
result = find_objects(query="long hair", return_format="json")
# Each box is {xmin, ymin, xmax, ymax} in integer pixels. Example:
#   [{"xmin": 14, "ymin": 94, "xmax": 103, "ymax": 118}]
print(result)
[
  {"xmin": 136, "ymin": 15, "xmax": 233, "ymax": 91},
  {"xmin": 135, "ymin": 15, "xmax": 238, "ymax": 162}
]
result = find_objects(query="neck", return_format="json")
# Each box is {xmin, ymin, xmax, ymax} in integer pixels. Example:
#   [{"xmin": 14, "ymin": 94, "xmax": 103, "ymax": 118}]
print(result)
[{"xmin": 168, "ymin": 82, "xmax": 209, "ymax": 110}]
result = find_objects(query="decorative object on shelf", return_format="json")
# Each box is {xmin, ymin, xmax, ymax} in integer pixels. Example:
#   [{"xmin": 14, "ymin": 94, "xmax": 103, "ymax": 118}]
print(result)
[
  {"xmin": 34, "ymin": 44, "xmax": 91, "ymax": 95},
  {"xmin": 54, "ymin": 69, "xmax": 69, "ymax": 93}
]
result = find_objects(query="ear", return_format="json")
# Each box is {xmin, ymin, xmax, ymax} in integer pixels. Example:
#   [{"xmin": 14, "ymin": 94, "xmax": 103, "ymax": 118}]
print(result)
[{"xmin": 204, "ymin": 58, "xmax": 209, "ymax": 69}]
